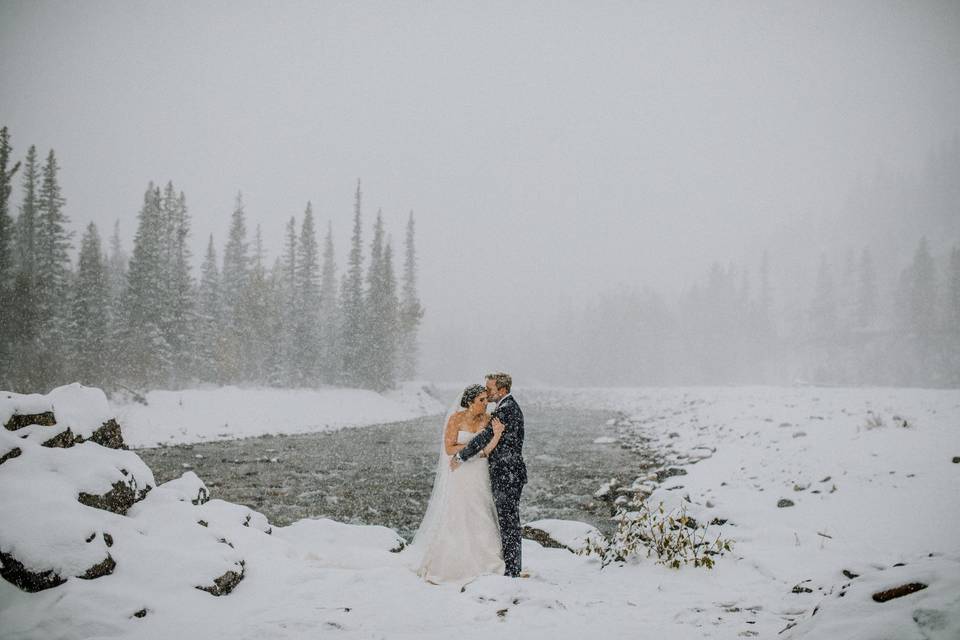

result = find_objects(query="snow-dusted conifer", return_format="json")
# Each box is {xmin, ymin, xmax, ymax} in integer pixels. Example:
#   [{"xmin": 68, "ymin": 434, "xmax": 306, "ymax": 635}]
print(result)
[
  {"xmin": 339, "ymin": 180, "xmax": 365, "ymax": 386},
  {"xmin": 15, "ymin": 145, "xmax": 38, "ymax": 279},
  {"xmin": 69, "ymin": 222, "xmax": 109, "ymax": 385},
  {"xmin": 0, "ymin": 126, "xmax": 20, "ymax": 385},
  {"xmin": 220, "ymin": 192, "xmax": 250, "ymax": 381},
  {"xmin": 360, "ymin": 209, "xmax": 386, "ymax": 388},
  {"xmin": 397, "ymin": 211, "xmax": 423, "ymax": 381},
  {"xmin": 34, "ymin": 149, "xmax": 73, "ymax": 389},
  {"xmin": 238, "ymin": 224, "xmax": 278, "ymax": 382},
  {"xmin": 9, "ymin": 145, "xmax": 41, "ymax": 390},
  {"xmin": 163, "ymin": 185, "xmax": 194, "ymax": 385},
  {"xmin": 295, "ymin": 202, "xmax": 321, "ymax": 384},
  {"xmin": 908, "ymin": 237, "xmax": 937, "ymax": 341},
  {"xmin": 119, "ymin": 184, "xmax": 171, "ymax": 387},
  {"xmin": 196, "ymin": 234, "xmax": 223, "ymax": 383},
  {"xmin": 221, "ymin": 192, "xmax": 249, "ymax": 325},
  {"xmin": 318, "ymin": 221, "xmax": 340, "ymax": 383},
  {"xmin": 276, "ymin": 215, "xmax": 299, "ymax": 386},
  {"xmin": 810, "ymin": 253, "xmax": 837, "ymax": 344},
  {"xmin": 856, "ymin": 246, "xmax": 877, "ymax": 329}
]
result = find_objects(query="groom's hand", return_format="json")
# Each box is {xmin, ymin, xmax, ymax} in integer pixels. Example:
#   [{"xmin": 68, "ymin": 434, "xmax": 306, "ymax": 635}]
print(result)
[{"xmin": 449, "ymin": 455, "xmax": 461, "ymax": 471}]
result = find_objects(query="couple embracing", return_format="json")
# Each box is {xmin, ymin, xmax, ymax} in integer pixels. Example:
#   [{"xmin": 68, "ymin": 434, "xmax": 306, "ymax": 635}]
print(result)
[{"xmin": 405, "ymin": 372, "xmax": 528, "ymax": 584}]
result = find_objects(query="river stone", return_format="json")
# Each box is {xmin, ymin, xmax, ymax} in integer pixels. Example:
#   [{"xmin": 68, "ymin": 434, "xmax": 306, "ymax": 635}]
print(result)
[
  {"xmin": 42, "ymin": 426, "xmax": 77, "ymax": 448},
  {"xmin": 872, "ymin": 582, "xmax": 927, "ymax": 602},
  {"xmin": 88, "ymin": 419, "xmax": 127, "ymax": 450},
  {"xmin": 3, "ymin": 411, "xmax": 56, "ymax": 431},
  {"xmin": 195, "ymin": 560, "xmax": 245, "ymax": 596},
  {"xmin": 0, "ymin": 446, "xmax": 21, "ymax": 466},
  {"xmin": 77, "ymin": 554, "xmax": 116, "ymax": 580},
  {"xmin": 656, "ymin": 467, "xmax": 688, "ymax": 482},
  {"xmin": 78, "ymin": 476, "xmax": 152, "ymax": 515},
  {"xmin": 0, "ymin": 550, "xmax": 66, "ymax": 592}
]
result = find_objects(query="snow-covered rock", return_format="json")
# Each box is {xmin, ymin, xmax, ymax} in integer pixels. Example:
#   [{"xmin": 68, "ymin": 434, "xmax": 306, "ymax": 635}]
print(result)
[
  {"xmin": 522, "ymin": 519, "xmax": 604, "ymax": 553},
  {"xmin": 272, "ymin": 518, "xmax": 407, "ymax": 568},
  {"xmin": 148, "ymin": 471, "xmax": 210, "ymax": 506},
  {"xmin": 2, "ymin": 383, "xmax": 129, "ymax": 449},
  {"xmin": 787, "ymin": 553, "xmax": 960, "ymax": 639}
]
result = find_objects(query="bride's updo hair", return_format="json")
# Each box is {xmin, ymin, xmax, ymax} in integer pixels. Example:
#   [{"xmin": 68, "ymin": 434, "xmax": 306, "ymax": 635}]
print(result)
[{"xmin": 460, "ymin": 384, "xmax": 486, "ymax": 408}]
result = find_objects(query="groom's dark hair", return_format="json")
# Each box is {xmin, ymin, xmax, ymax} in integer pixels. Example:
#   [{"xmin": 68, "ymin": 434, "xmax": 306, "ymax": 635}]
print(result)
[{"xmin": 485, "ymin": 372, "xmax": 512, "ymax": 392}]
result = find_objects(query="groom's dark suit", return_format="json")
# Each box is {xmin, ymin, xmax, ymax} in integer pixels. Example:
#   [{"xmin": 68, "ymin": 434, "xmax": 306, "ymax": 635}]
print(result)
[{"xmin": 456, "ymin": 393, "xmax": 527, "ymax": 577}]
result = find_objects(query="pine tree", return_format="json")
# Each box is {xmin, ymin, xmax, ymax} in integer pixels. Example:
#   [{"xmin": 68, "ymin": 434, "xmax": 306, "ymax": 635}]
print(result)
[
  {"xmin": 294, "ymin": 202, "xmax": 321, "ymax": 384},
  {"xmin": 220, "ymin": 192, "xmax": 250, "ymax": 381},
  {"xmin": 195, "ymin": 234, "xmax": 223, "ymax": 383},
  {"xmin": 9, "ymin": 145, "xmax": 41, "ymax": 391},
  {"xmin": 318, "ymin": 221, "xmax": 339, "ymax": 383},
  {"xmin": 119, "ymin": 184, "xmax": 171, "ymax": 387},
  {"xmin": 167, "ymin": 188, "xmax": 194, "ymax": 385},
  {"xmin": 811, "ymin": 253, "xmax": 837, "ymax": 344},
  {"xmin": 69, "ymin": 223, "xmax": 109, "ymax": 385},
  {"xmin": 758, "ymin": 250, "xmax": 772, "ymax": 324},
  {"xmin": 238, "ymin": 224, "xmax": 277, "ymax": 382},
  {"xmin": 945, "ymin": 246, "xmax": 960, "ymax": 385},
  {"xmin": 908, "ymin": 237, "xmax": 937, "ymax": 342},
  {"xmin": 360, "ymin": 209, "xmax": 386, "ymax": 388},
  {"xmin": 340, "ymin": 180, "xmax": 365, "ymax": 386},
  {"xmin": 0, "ymin": 126, "xmax": 20, "ymax": 386},
  {"xmin": 15, "ymin": 145, "xmax": 39, "ymax": 279},
  {"xmin": 375, "ymin": 239, "xmax": 399, "ymax": 391},
  {"xmin": 0, "ymin": 127, "xmax": 18, "ymax": 288},
  {"xmin": 397, "ymin": 211, "xmax": 424, "ymax": 381},
  {"xmin": 222, "ymin": 192, "xmax": 249, "ymax": 321},
  {"xmin": 276, "ymin": 215, "xmax": 299, "ymax": 385},
  {"xmin": 106, "ymin": 220, "xmax": 128, "ymax": 309},
  {"xmin": 856, "ymin": 246, "xmax": 878, "ymax": 329},
  {"xmin": 947, "ymin": 246, "xmax": 960, "ymax": 335},
  {"xmin": 34, "ymin": 149, "xmax": 72, "ymax": 390}
]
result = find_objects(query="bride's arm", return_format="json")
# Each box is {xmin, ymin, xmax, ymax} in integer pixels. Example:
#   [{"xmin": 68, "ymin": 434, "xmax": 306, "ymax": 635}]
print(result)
[{"xmin": 444, "ymin": 414, "xmax": 466, "ymax": 456}]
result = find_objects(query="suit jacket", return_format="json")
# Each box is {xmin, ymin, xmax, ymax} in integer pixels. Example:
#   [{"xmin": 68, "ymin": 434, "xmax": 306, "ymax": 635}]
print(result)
[{"xmin": 458, "ymin": 395, "xmax": 527, "ymax": 490}]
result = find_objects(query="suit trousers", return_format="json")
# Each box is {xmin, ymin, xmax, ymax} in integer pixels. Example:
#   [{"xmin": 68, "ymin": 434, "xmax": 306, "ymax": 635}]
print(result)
[{"xmin": 491, "ymin": 480, "xmax": 524, "ymax": 577}]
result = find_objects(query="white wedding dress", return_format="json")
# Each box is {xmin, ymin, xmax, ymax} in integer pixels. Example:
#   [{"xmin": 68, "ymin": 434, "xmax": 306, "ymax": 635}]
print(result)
[{"xmin": 405, "ymin": 428, "xmax": 505, "ymax": 583}]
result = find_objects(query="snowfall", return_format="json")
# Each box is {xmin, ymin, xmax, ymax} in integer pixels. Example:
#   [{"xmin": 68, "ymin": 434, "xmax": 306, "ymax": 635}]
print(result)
[{"xmin": 1, "ymin": 383, "xmax": 958, "ymax": 639}]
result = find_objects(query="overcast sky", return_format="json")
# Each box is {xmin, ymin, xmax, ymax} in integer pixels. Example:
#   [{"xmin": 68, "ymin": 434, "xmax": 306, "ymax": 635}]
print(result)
[{"xmin": 2, "ymin": 1, "xmax": 959, "ymax": 382}]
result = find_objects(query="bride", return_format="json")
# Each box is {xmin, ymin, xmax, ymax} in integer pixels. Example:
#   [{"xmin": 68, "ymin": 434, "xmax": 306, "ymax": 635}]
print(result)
[{"xmin": 404, "ymin": 384, "xmax": 506, "ymax": 584}]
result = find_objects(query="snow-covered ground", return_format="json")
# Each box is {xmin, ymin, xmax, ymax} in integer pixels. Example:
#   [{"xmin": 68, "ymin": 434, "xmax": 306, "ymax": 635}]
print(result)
[
  {"xmin": 1, "ymin": 385, "xmax": 958, "ymax": 639},
  {"xmin": 113, "ymin": 383, "xmax": 445, "ymax": 448}
]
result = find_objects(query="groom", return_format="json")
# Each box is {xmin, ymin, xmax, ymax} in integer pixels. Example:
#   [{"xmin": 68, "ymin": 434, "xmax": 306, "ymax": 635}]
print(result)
[{"xmin": 450, "ymin": 372, "xmax": 527, "ymax": 577}]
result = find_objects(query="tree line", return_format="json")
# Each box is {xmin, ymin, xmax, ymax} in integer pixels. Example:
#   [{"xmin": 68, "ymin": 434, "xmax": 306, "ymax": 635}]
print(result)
[
  {"xmin": 0, "ymin": 126, "xmax": 423, "ymax": 394},
  {"xmin": 546, "ymin": 239, "xmax": 960, "ymax": 388}
]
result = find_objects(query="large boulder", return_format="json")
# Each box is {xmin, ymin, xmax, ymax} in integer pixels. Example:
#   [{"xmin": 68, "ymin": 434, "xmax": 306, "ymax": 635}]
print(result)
[
  {"xmin": 0, "ymin": 433, "xmax": 133, "ymax": 592},
  {"xmin": 0, "ymin": 384, "xmax": 128, "ymax": 449}
]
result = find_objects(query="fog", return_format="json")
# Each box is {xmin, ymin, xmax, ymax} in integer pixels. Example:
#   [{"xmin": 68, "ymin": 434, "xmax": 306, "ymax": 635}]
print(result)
[{"xmin": 2, "ymin": 1, "xmax": 959, "ymax": 387}]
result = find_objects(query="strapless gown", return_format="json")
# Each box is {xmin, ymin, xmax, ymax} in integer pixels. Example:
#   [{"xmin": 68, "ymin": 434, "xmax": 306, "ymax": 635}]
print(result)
[{"xmin": 415, "ymin": 430, "xmax": 505, "ymax": 583}]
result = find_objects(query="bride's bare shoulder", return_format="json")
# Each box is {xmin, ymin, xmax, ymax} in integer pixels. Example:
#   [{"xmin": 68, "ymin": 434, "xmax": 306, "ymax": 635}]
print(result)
[{"xmin": 446, "ymin": 410, "xmax": 466, "ymax": 427}]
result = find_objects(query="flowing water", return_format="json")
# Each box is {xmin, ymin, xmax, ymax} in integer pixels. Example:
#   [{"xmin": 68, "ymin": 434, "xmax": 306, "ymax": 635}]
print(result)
[{"xmin": 137, "ymin": 405, "xmax": 652, "ymax": 539}]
